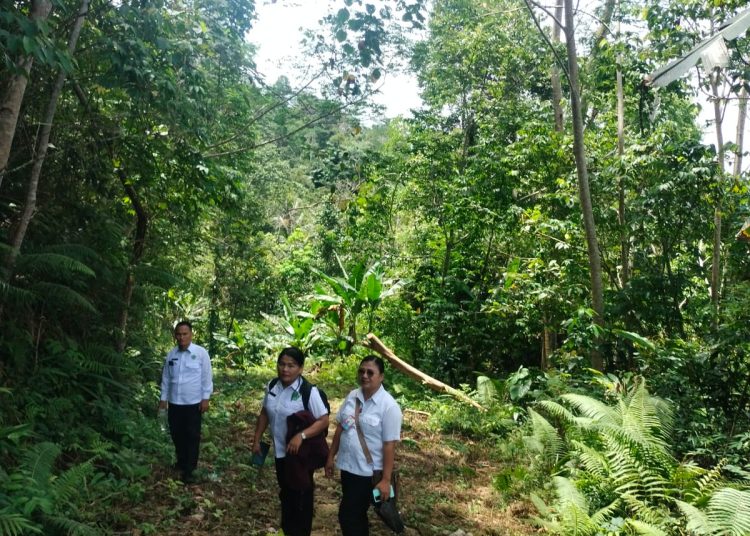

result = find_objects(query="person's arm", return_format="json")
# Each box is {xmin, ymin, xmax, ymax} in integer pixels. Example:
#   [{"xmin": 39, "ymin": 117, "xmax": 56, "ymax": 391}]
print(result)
[
  {"xmin": 375, "ymin": 440, "xmax": 396, "ymax": 498},
  {"xmin": 325, "ymin": 423, "xmax": 344, "ymax": 478},
  {"xmin": 252, "ymin": 407, "xmax": 269, "ymax": 455},
  {"xmin": 158, "ymin": 353, "xmax": 170, "ymax": 410},
  {"xmin": 287, "ymin": 413, "xmax": 329, "ymax": 455},
  {"xmin": 200, "ymin": 350, "xmax": 213, "ymax": 413}
]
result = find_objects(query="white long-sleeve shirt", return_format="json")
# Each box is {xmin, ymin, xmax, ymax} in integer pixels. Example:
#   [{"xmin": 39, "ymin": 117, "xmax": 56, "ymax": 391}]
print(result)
[{"xmin": 160, "ymin": 343, "xmax": 213, "ymax": 405}]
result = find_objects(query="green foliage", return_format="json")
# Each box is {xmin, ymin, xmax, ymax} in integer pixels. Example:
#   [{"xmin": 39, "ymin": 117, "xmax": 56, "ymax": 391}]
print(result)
[
  {"xmin": 527, "ymin": 377, "xmax": 750, "ymax": 535},
  {"xmin": 311, "ymin": 255, "xmax": 404, "ymax": 353},
  {"xmin": 0, "ymin": 442, "xmax": 99, "ymax": 535}
]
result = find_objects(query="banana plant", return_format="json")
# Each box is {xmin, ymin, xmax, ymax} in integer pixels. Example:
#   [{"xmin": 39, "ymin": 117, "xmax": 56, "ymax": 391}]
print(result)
[
  {"xmin": 310, "ymin": 254, "xmax": 404, "ymax": 354},
  {"xmin": 261, "ymin": 296, "xmax": 320, "ymax": 352}
]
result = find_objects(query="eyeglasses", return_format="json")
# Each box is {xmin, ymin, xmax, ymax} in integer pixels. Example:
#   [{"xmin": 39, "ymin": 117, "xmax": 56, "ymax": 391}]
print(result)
[{"xmin": 358, "ymin": 368, "xmax": 377, "ymax": 377}]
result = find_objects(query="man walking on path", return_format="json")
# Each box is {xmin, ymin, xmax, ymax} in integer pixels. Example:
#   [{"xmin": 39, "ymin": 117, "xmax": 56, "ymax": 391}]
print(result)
[{"xmin": 159, "ymin": 321, "xmax": 213, "ymax": 483}]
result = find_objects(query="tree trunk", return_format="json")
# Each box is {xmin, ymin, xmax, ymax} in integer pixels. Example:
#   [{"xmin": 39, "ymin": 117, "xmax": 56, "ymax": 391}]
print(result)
[
  {"xmin": 541, "ymin": 322, "xmax": 556, "ymax": 371},
  {"xmin": 550, "ymin": 0, "xmax": 564, "ymax": 132},
  {"xmin": 734, "ymin": 85, "xmax": 747, "ymax": 177},
  {"xmin": 0, "ymin": 0, "xmax": 53, "ymax": 189},
  {"xmin": 617, "ymin": 66, "xmax": 629, "ymax": 286},
  {"xmin": 365, "ymin": 333, "xmax": 484, "ymax": 410},
  {"xmin": 564, "ymin": 0, "xmax": 604, "ymax": 370},
  {"xmin": 3, "ymin": 0, "xmax": 89, "ymax": 277},
  {"xmin": 710, "ymin": 72, "xmax": 725, "ymax": 329},
  {"xmin": 614, "ymin": 0, "xmax": 627, "ymax": 286},
  {"xmin": 116, "ymin": 168, "xmax": 148, "ymax": 353}
]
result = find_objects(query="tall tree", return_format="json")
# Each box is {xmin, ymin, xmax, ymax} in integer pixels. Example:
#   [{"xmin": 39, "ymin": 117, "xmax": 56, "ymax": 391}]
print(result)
[
  {"xmin": 0, "ymin": 0, "xmax": 53, "ymax": 189},
  {"xmin": 563, "ymin": 0, "xmax": 604, "ymax": 370},
  {"xmin": 3, "ymin": 0, "xmax": 89, "ymax": 280}
]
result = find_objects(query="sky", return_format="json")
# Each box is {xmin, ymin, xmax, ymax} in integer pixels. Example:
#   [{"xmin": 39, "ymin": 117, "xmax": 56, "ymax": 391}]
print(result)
[
  {"xmin": 249, "ymin": 0, "xmax": 745, "ymax": 157},
  {"xmin": 249, "ymin": 0, "xmax": 423, "ymax": 119}
]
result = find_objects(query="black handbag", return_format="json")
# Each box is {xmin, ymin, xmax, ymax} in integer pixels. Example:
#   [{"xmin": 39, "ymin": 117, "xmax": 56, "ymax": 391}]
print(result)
[
  {"xmin": 374, "ymin": 496, "xmax": 406, "ymax": 533},
  {"xmin": 355, "ymin": 398, "xmax": 405, "ymax": 534}
]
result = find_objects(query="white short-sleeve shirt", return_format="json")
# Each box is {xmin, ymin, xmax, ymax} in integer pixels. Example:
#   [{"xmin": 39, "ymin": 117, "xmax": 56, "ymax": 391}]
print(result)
[
  {"xmin": 160, "ymin": 343, "xmax": 213, "ymax": 405},
  {"xmin": 263, "ymin": 376, "xmax": 328, "ymax": 459},
  {"xmin": 335, "ymin": 385, "xmax": 402, "ymax": 476}
]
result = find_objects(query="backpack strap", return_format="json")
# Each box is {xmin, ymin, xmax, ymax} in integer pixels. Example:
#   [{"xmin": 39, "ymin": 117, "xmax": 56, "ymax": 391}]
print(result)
[
  {"xmin": 299, "ymin": 376, "xmax": 312, "ymax": 412},
  {"xmin": 271, "ymin": 376, "xmax": 326, "ymax": 415}
]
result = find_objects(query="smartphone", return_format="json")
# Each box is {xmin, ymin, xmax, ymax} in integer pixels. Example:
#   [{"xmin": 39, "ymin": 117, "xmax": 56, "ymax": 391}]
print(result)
[
  {"xmin": 372, "ymin": 485, "xmax": 395, "ymax": 502},
  {"xmin": 251, "ymin": 441, "xmax": 270, "ymax": 466}
]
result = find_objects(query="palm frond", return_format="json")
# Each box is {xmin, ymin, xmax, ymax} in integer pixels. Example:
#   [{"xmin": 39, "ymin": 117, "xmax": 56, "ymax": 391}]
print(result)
[
  {"xmin": 30, "ymin": 282, "xmax": 97, "ymax": 313},
  {"xmin": 0, "ymin": 509, "xmax": 42, "ymax": 536},
  {"xmin": 133, "ymin": 264, "xmax": 179, "ymax": 288},
  {"xmin": 621, "ymin": 383, "xmax": 673, "ymax": 446},
  {"xmin": 50, "ymin": 462, "xmax": 94, "ymax": 505},
  {"xmin": 588, "ymin": 499, "xmax": 620, "ymax": 525},
  {"xmin": 36, "ymin": 244, "xmax": 101, "ymax": 266},
  {"xmin": 529, "ymin": 493, "xmax": 551, "ymax": 517},
  {"xmin": 536, "ymin": 400, "xmax": 589, "ymax": 427},
  {"xmin": 553, "ymin": 476, "xmax": 588, "ymax": 511},
  {"xmin": 705, "ymin": 487, "xmax": 750, "ymax": 535},
  {"xmin": 16, "ymin": 253, "xmax": 96, "ymax": 279},
  {"xmin": 676, "ymin": 499, "xmax": 712, "ymax": 535},
  {"xmin": 625, "ymin": 519, "xmax": 669, "ymax": 536},
  {"xmin": 561, "ymin": 393, "xmax": 619, "ymax": 425},
  {"xmin": 571, "ymin": 440, "xmax": 609, "ymax": 477},
  {"xmin": 42, "ymin": 514, "xmax": 100, "ymax": 536},
  {"xmin": 696, "ymin": 459, "xmax": 728, "ymax": 496},
  {"xmin": 0, "ymin": 281, "xmax": 35, "ymax": 307},
  {"xmin": 21, "ymin": 442, "xmax": 60, "ymax": 490},
  {"xmin": 526, "ymin": 408, "xmax": 565, "ymax": 461}
]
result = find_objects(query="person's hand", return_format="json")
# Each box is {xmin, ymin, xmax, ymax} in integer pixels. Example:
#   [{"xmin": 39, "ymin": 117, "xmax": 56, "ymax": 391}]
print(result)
[
  {"xmin": 287, "ymin": 433, "xmax": 303, "ymax": 455},
  {"xmin": 158, "ymin": 400, "xmax": 168, "ymax": 410},
  {"xmin": 199, "ymin": 399, "xmax": 209, "ymax": 413},
  {"xmin": 375, "ymin": 477, "xmax": 390, "ymax": 500},
  {"xmin": 252, "ymin": 439, "xmax": 262, "ymax": 456},
  {"xmin": 325, "ymin": 457, "xmax": 335, "ymax": 478}
]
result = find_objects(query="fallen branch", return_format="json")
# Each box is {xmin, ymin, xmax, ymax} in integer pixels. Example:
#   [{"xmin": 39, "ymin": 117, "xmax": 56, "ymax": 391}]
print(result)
[{"xmin": 364, "ymin": 333, "xmax": 485, "ymax": 411}]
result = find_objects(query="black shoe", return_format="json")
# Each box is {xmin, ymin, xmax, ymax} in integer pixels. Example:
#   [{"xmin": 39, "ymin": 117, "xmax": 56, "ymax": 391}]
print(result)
[{"xmin": 181, "ymin": 471, "xmax": 195, "ymax": 484}]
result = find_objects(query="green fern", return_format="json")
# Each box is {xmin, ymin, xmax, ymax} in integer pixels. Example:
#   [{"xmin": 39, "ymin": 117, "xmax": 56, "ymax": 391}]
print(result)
[
  {"xmin": 22, "ymin": 442, "xmax": 60, "ymax": 490},
  {"xmin": 625, "ymin": 519, "xmax": 670, "ymax": 536},
  {"xmin": 16, "ymin": 253, "xmax": 96, "ymax": 279},
  {"xmin": 50, "ymin": 462, "xmax": 94, "ymax": 506},
  {"xmin": 0, "ymin": 281, "xmax": 35, "ymax": 307},
  {"xmin": 537, "ymin": 399, "xmax": 593, "ymax": 429},
  {"xmin": 526, "ymin": 408, "xmax": 565, "ymax": 461},
  {"xmin": 571, "ymin": 439, "xmax": 609, "ymax": 478},
  {"xmin": 676, "ymin": 499, "xmax": 713, "ymax": 534},
  {"xmin": 40, "ymin": 244, "xmax": 102, "ymax": 266},
  {"xmin": 531, "ymin": 476, "xmax": 617, "ymax": 536},
  {"xmin": 705, "ymin": 488, "xmax": 750, "ymax": 535},
  {"xmin": 0, "ymin": 509, "xmax": 41, "ymax": 536},
  {"xmin": 43, "ymin": 514, "xmax": 101, "ymax": 536},
  {"xmin": 29, "ymin": 282, "xmax": 97, "ymax": 313},
  {"xmin": 529, "ymin": 377, "xmax": 746, "ymax": 535}
]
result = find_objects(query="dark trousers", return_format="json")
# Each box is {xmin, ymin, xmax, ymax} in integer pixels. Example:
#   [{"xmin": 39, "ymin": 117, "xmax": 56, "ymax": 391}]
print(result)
[
  {"xmin": 339, "ymin": 470, "xmax": 374, "ymax": 536},
  {"xmin": 274, "ymin": 457, "xmax": 314, "ymax": 536},
  {"xmin": 167, "ymin": 403, "xmax": 202, "ymax": 477}
]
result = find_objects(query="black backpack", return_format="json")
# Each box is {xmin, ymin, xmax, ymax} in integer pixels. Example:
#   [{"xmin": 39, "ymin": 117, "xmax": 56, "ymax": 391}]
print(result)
[{"xmin": 268, "ymin": 375, "xmax": 330, "ymax": 414}]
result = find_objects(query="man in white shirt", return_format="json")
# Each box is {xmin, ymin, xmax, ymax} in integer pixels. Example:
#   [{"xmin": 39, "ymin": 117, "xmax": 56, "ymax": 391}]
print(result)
[{"xmin": 159, "ymin": 321, "xmax": 213, "ymax": 483}]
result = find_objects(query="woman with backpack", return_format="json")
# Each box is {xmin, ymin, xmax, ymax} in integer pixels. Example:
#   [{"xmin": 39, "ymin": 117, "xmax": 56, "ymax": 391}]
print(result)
[
  {"xmin": 251, "ymin": 347, "xmax": 329, "ymax": 536},
  {"xmin": 325, "ymin": 355, "xmax": 403, "ymax": 535}
]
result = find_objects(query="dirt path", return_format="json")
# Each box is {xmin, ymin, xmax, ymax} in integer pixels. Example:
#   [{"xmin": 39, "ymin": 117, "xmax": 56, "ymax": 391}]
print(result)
[{"xmin": 126, "ymin": 373, "xmax": 536, "ymax": 535}]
